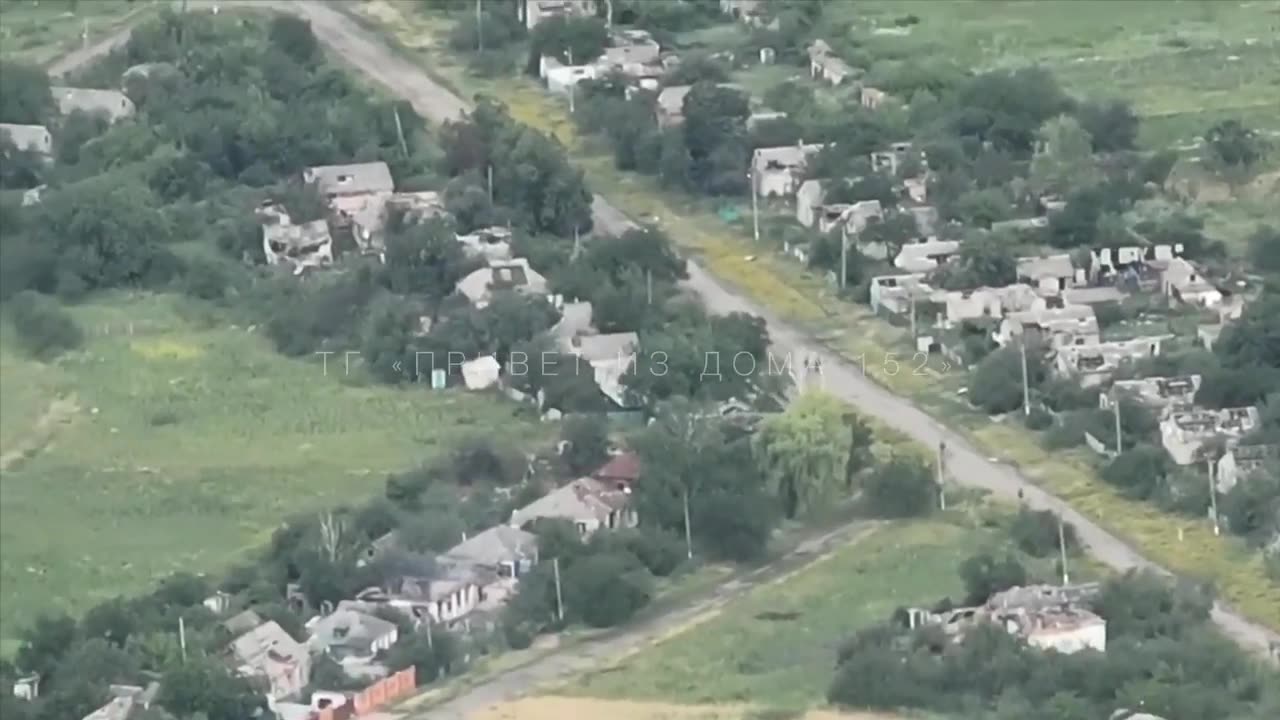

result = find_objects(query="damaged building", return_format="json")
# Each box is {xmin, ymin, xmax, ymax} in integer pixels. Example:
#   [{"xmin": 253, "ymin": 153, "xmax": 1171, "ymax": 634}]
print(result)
[{"xmin": 258, "ymin": 204, "xmax": 333, "ymax": 274}]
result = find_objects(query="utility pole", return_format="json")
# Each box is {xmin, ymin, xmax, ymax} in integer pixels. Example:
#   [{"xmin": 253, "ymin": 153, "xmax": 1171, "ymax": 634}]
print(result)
[
  {"xmin": 425, "ymin": 618, "xmax": 434, "ymax": 650},
  {"xmin": 909, "ymin": 290, "xmax": 917, "ymax": 341},
  {"xmin": 1019, "ymin": 339, "xmax": 1031, "ymax": 416},
  {"xmin": 476, "ymin": 0, "xmax": 484, "ymax": 52},
  {"xmin": 1207, "ymin": 458, "xmax": 1220, "ymax": 536},
  {"xmin": 567, "ymin": 49, "xmax": 576, "ymax": 114},
  {"xmin": 393, "ymin": 107, "xmax": 409, "ymax": 157},
  {"xmin": 682, "ymin": 488, "xmax": 693, "ymax": 560},
  {"xmin": 552, "ymin": 557, "xmax": 565, "ymax": 622},
  {"xmin": 1113, "ymin": 394, "xmax": 1123, "ymax": 455},
  {"xmin": 936, "ymin": 440, "xmax": 947, "ymax": 511},
  {"xmin": 840, "ymin": 224, "xmax": 848, "ymax": 290},
  {"xmin": 1058, "ymin": 515, "xmax": 1070, "ymax": 585},
  {"xmin": 646, "ymin": 268, "xmax": 653, "ymax": 305},
  {"xmin": 750, "ymin": 169, "xmax": 760, "ymax": 242},
  {"xmin": 572, "ymin": 225, "xmax": 581, "ymax": 260},
  {"xmin": 178, "ymin": 616, "xmax": 187, "ymax": 663},
  {"xmin": 487, "ymin": 164, "xmax": 494, "ymax": 202}
]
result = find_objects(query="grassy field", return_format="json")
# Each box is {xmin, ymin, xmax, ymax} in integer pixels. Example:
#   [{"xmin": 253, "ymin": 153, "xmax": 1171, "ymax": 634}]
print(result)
[
  {"xmin": 472, "ymin": 697, "xmax": 905, "ymax": 720},
  {"xmin": 826, "ymin": 0, "xmax": 1280, "ymax": 148},
  {"xmin": 348, "ymin": 1, "xmax": 1280, "ymax": 634},
  {"xmin": 562, "ymin": 519, "xmax": 1023, "ymax": 713},
  {"xmin": 0, "ymin": 292, "xmax": 543, "ymax": 649},
  {"xmin": 0, "ymin": 0, "xmax": 156, "ymax": 65}
]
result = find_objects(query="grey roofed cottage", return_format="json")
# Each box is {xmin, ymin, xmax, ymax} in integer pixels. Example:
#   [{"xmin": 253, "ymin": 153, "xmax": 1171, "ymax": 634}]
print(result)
[
  {"xmin": 303, "ymin": 161, "xmax": 395, "ymax": 197},
  {"xmin": 229, "ymin": 620, "xmax": 311, "ymax": 701},
  {"xmin": 456, "ymin": 258, "xmax": 549, "ymax": 308},
  {"xmin": 509, "ymin": 476, "xmax": 637, "ymax": 535},
  {"xmin": 1016, "ymin": 253, "xmax": 1080, "ymax": 294},
  {"xmin": 50, "ymin": 86, "xmax": 135, "ymax": 122},
  {"xmin": 307, "ymin": 608, "xmax": 399, "ymax": 662},
  {"xmin": 0, "ymin": 123, "xmax": 52, "ymax": 155},
  {"xmin": 442, "ymin": 525, "xmax": 538, "ymax": 577}
]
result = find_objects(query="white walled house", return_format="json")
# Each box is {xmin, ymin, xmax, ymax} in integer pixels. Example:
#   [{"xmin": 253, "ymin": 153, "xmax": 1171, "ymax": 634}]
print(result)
[{"xmin": 752, "ymin": 143, "xmax": 825, "ymax": 198}]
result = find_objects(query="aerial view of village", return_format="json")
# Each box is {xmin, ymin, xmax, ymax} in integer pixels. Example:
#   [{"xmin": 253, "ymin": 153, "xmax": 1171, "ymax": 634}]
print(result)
[{"xmin": 0, "ymin": 0, "xmax": 1278, "ymax": 719}]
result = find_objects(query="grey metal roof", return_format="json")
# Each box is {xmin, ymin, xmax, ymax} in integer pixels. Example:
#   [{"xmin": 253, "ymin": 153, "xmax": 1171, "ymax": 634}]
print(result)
[
  {"xmin": 442, "ymin": 525, "xmax": 537, "ymax": 567},
  {"xmin": 304, "ymin": 162, "xmax": 394, "ymax": 196}
]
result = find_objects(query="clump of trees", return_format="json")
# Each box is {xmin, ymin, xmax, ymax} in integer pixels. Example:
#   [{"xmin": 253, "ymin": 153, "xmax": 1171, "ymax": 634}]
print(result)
[{"xmin": 829, "ymin": 569, "xmax": 1279, "ymax": 720}]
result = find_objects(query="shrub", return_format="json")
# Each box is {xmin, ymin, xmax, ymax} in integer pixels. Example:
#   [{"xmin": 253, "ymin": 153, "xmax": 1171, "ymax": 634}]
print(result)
[
  {"xmin": 1009, "ymin": 508, "xmax": 1077, "ymax": 558},
  {"xmin": 959, "ymin": 552, "xmax": 1028, "ymax": 605},
  {"xmin": 7, "ymin": 290, "xmax": 84, "ymax": 359},
  {"xmin": 863, "ymin": 456, "xmax": 937, "ymax": 518}
]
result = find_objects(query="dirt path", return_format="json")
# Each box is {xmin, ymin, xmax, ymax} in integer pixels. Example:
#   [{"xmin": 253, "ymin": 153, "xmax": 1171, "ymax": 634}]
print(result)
[
  {"xmin": 0, "ymin": 395, "xmax": 79, "ymax": 472},
  {"xmin": 418, "ymin": 523, "xmax": 878, "ymax": 719}
]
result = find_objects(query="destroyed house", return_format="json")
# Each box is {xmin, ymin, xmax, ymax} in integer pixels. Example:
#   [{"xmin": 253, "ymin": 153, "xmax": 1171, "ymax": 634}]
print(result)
[
  {"xmin": 1102, "ymin": 375, "xmax": 1201, "ymax": 414},
  {"xmin": 1160, "ymin": 406, "xmax": 1260, "ymax": 465}
]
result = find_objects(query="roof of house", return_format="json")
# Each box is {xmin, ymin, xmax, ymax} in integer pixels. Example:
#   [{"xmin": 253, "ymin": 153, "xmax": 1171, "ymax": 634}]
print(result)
[
  {"xmin": 82, "ymin": 696, "xmax": 135, "ymax": 720},
  {"xmin": 510, "ymin": 477, "xmax": 630, "ymax": 528},
  {"xmin": 304, "ymin": 162, "xmax": 395, "ymax": 196},
  {"xmin": 752, "ymin": 143, "xmax": 824, "ymax": 172},
  {"xmin": 656, "ymin": 84, "xmax": 693, "ymax": 115},
  {"xmin": 0, "ymin": 123, "xmax": 52, "ymax": 153},
  {"xmin": 1061, "ymin": 286, "xmax": 1126, "ymax": 305},
  {"xmin": 1017, "ymin": 254, "xmax": 1075, "ymax": 280},
  {"xmin": 307, "ymin": 609, "xmax": 397, "ymax": 654},
  {"xmin": 457, "ymin": 258, "xmax": 548, "ymax": 304},
  {"xmin": 985, "ymin": 583, "xmax": 1100, "ymax": 612},
  {"xmin": 593, "ymin": 451, "xmax": 641, "ymax": 483},
  {"xmin": 1061, "ymin": 336, "xmax": 1171, "ymax": 371},
  {"xmin": 442, "ymin": 525, "xmax": 538, "ymax": 568},
  {"xmin": 51, "ymin": 86, "xmax": 134, "ymax": 120},
  {"xmin": 230, "ymin": 621, "xmax": 308, "ymax": 678},
  {"xmin": 554, "ymin": 301, "xmax": 595, "ymax": 340},
  {"xmin": 223, "ymin": 609, "xmax": 263, "ymax": 636},
  {"xmin": 565, "ymin": 331, "xmax": 639, "ymax": 363},
  {"xmin": 894, "ymin": 239, "xmax": 960, "ymax": 272}
]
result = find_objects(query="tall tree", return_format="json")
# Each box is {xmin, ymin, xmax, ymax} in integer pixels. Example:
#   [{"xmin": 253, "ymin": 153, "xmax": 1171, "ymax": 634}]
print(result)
[
  {"xmin": 753, "ymin": 391, "xmax": 853, "ymax": 518},
  {"xmin": 0, "ymin": 61, "xmax": 53, "ymax": 124},
  {"xmin": 1030, "ymin": 115, "xmax": 1098, "ymax": 196}
]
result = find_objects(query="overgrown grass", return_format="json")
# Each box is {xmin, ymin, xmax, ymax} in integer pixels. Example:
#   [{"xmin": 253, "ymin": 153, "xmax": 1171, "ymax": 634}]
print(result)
[
  {"xmin": 826, "ymin": 0, "xmax": 1280, "ymax": 148},
  {"xmin": 563, "ymin": 518, "xmax": 1045, "ymax": 712},
  {"xmin": 0, "ymin": 0, "xmax": 156, "ymax": 65},
  {"xmin": 0, "ymin": 292, "xmax": 544, "ymax": 647}
]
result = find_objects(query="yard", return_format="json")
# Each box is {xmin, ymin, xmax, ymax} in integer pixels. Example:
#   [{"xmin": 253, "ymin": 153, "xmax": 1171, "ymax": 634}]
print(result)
[
  {"xmin": 559, "ymin": 519, "xmax": 1021, "ymax": 714},
  {"xmin": 0, "ymin": 292, "xmax": 544, "ymax": 652},
  {"xmin": 0, "ymin": 0, "xmax": 157, "ymax": 65}
]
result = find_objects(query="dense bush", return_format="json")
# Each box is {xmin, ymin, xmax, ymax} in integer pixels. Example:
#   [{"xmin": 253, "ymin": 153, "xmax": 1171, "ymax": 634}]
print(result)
[
  {"xmin": 7, "ymin": 291, "xmax": 84, "ymax": 359},
  {"xmin": 1008, "ymin": 508, "xmax": 1078, "ymax": 558},
  {"xmin": 863, "ymin": 456, "xmax": 937, "ymax": 518}
]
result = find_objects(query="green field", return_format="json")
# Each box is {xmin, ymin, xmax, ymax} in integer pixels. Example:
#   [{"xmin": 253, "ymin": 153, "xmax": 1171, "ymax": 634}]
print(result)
[
  {"xmin": 566, "ymin": 519, "xmax": 1028, "ymax": 713},
  {"xmin": 0, "ymin": 292, "xmax": 542, "ymax": 649},
  {"xmin": 0, "ymin": 0, "xmax": 155, "ymax": 65},
  {"xmin": 826, "ymin": 0, "xmax": 1280, "ymax": 148}
]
